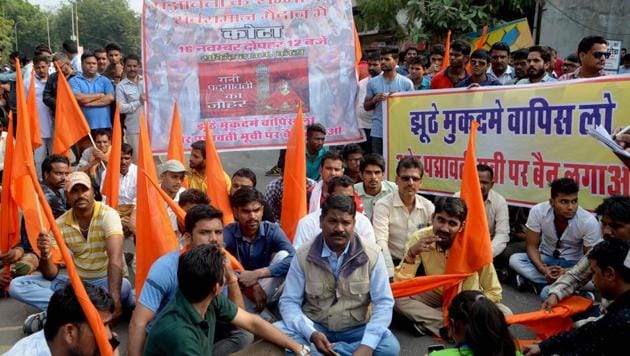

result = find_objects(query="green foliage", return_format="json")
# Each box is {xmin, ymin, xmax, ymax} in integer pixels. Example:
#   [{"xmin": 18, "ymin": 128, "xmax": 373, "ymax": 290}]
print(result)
[
  {"xmin": 0, "ymin": 0, "xmax": 140, "ymax": 60},
  {"xmin": 356, "ymin": 0, "xmax": 534, "ymax": 42}
]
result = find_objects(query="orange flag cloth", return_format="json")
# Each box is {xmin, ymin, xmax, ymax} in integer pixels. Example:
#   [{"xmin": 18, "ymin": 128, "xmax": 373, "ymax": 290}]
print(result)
[
  {"xmin": 142, "ymin": 170, "xmax": 244, "ymax": 272},
  {"xmin": 134, "ymin": 113, "xmax": 179, "ymax": 299},
  {"xmin": 26, "ymin": 71, "xmax": 42, "ymax": 149},
  {"xmin": 442, "ymin": 121, "xmax": 493, "ymax": 315},
  {"xmin": 280, "ymin": 102, "xmax": 307, "ymax": 241},
  {"xmin": 353, "ymin": 21, "xmax": 363, "ymax": 79},
  {"xmin": 101, "ymin": 105, "xmax": 122, "ymax": 209},
  {"xmin": 10, "ymin": 60, "xmax": 61, "ymax": 264},
  {"xmin": 0, "ymin": 114, "xmax": 19, "ymax": 286},
  {"xmin": 440, "ymin": 30, "xmax": 452, "ymax": 70},
  {"xmin": 203, "ymin": 120, "xmax": 234, "ymax": 224},
  {"xmin": 167, "ymin": 101, "xmax": 188, "ymax": 187},
  {"xmin": 466, "ymin": 25, "xmax": 488, "ymax": 73},
  {"xmin": 507, "ymin": 296, "xmax": 593, "ymax": 339},
  {"xmin": 391, "ymin": 273, "xmax": 473, "ymax": 299},
  {"xmin": 28, "ymin": 166, "xmax": 112, "ymax": 356},
  {"xmin": 52, "ymin": 62, "xmax": 91, "ymax": 155}
]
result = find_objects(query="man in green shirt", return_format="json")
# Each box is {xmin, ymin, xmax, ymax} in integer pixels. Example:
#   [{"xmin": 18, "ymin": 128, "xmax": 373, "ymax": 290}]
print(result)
[{"xmin": 144, "ymin": 244, "xmax": 309, "ymax": 356}]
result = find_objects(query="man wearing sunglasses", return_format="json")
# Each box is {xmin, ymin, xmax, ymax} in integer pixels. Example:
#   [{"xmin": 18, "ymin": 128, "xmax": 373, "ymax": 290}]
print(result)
[
  {"xmin": 509, "ymin": 178, "xmax": 602, "ymax": 300},
  {"xmin": 455, "ymin": 49, "xmax": 502, "ymax": 88},
  {"xmin": 559, "ymin": 36, "xmax": 609, "ymax": 80},
  {"xmin": 373, "ymin": 157, "xmax": 435, "ymax": 277}
]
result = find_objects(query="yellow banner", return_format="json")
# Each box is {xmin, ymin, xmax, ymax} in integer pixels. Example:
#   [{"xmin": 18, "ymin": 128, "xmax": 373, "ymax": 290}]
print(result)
[
  {"xmin": 385, "ymin": 77, "xmax": 630, "ymax": 209},
  {"xmin": 465, "ymin": 18, "xmax": 534, "ymax": 52}
]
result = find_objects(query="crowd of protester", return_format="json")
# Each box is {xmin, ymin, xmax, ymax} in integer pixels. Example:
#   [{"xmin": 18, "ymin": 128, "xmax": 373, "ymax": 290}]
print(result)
[{"xmin": 0, "ymin": 31, "xmax": 629, "ymax": 356}]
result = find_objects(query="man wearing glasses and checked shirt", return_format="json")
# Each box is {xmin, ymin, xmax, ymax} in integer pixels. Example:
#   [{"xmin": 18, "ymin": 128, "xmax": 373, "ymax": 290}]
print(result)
[
  {"xmin": 509, "ymin": 178, "xmax": 602, "ymax": 300},
  {"xmin": 559, "ymin": 36, "xmax": 610, "ymax": 80}
]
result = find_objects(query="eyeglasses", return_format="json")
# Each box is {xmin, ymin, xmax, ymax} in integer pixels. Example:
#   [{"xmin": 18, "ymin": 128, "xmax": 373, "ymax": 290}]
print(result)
[
  {"xmin": 593, "ymin": 51, "xmax": 611, "ymax": 59},
  {"xmin": 552, "ymin": 240, "xmax": 562, "ymax": 259},
  {"xmin": 470, "ymin": 60, "xmax": 487, "ymax": 66},
  {"xmin": 399, "ymin": 175, "xmax": 421, "ymax": 182}
]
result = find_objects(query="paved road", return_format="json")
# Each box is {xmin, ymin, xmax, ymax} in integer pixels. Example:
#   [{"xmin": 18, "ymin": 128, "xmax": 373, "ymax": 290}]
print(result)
[{"xmin": 0, "ymin": 150, "xmax": 540, "ymax": 354}]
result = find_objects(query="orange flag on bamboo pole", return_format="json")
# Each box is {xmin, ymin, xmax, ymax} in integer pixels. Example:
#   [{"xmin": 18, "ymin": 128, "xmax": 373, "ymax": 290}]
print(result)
[
  {"xmin": 135, "ymin": 113, "xmax": 178, "ymax": 299},
  {"xmin": 28, "ymin": 165, "xmax": 113, "ymax": 356},
  {"xmin": 10, "ymin": 59, "xmax": 61, "ymax": 264},
  {"xmin": 101, "ymin": 104, "xmax": 122, "ymax": 209},
  {"xmin": 353, "ymin": 21, "xmax": 363, "ymax": 79},
  {"xmin": 440, "ymin": 30, "xmax": 452, "ymax": 70},
  {"xmin": 442, "ymin": 120, "xmax": 492, "ymax": 314},
  {"xmin": 52, "ymin": 62, "xmax": 91, "ymax": 155},
  {"xmin": 204, "ymin": 120, "xmax": 234, "ymax": 224},
  {"xmin": 167, "ymin": 101, "xmax": 188, "ymax": 187},
  {"xmin": 26, "ymin": 71, "xmax": 42, "ymax": 149},
  {"xmin": 0, "ymin": 113, "xmax": 19, "ymax": 286},
  {"xmin": 466, "ymin": 25, "xmax": 488, "ymax": 73},
  {"xmin": 280, "ymin": 102, "xmax": 307, "ymax": 241}
]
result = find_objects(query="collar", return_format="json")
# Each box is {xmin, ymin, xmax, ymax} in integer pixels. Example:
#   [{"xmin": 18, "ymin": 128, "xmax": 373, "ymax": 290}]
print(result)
[
  {"xmin": 174, "ymin": 289, "xmax": 208, "ymax": 328},
  {"xmin": 321, "ymin": 240, "xmax": 351, "ymax": 259},
  {"xmin": 489, "ymin": 65, "xmax": 514, "ymax": 76},
  {"xmin": 120, "ymin": 76, "xmax": 141, "ymax": 85},
  {"xmin": 543, "ymin": 202, "xmax": 578, "ymax": 224},
  {"xmin": 77, "ymin": 72, "xmax": 101, "ymax": 81},
  {"xmin": 607, "ymin": 289, "xmax": 630, "ymax": 313},
  {"xmin": 307, "ymin": 233, "xmax": 367, "ymax": 278},
  {"xmin": 392, "ymin": 189, "xmax": 424, "ymax": 210},
  {"xmin": 65, "ymin": 201, "xmax": 102, "ymax": 228},
  {"xmin": 229, "ymin": 221, "xmax": 266, "ymax": 241},
  {"xmin": 306, "ymin": 147, "xmax": 325, "ymax": 161}
]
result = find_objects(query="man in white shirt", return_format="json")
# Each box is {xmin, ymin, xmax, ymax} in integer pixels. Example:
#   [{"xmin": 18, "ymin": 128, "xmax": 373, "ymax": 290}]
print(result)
[
  {"xmin": 308, "ymin": 151, "xmax": 344, "ymax": 213},
  {"xmin": 355, "ymin": 52, "xmax": 381, "ymax": 154},
  {"xmin": 509, "ymin": 178, "xmax": 601, "ymax": 299},
  {"xmin": 30, "ymin": 55, "xmax": 54, "ymax": 178},
  {"xmin": 102, "ymin": 143, "xmax": 137, "ymax": 236},
  {"xmin": 294, "ymin": 175, "xmax": 375, "ymax": 249},
  {"xmin": 487, "ymin": 42, "xmax": 514, "ymax": 84},
  {"xmin": 116, "ymin": 54, "xmax": 144, "ymax": 162},
  {"xmin": 354, "ymin": 153, "xmax": 397, "ymax": 220},
  {"xmin": 158, "ymin": 159, "xmax": 187, "ymax": 232},
  {"xmin": 373, "ymin": 157, "xmax": 434, "ymax": 276}
]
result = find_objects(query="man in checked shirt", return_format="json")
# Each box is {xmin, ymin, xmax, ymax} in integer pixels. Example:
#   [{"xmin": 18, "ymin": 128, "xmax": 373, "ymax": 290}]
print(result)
[{"xmin": 542, "ymin": 195, "xmax": 630, "ymax": 311}]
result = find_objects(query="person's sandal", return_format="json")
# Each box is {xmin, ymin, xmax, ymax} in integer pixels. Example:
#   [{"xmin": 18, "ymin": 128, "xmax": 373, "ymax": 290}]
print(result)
[{"xmin": 23, "ymin": 311, "xmax": 46, "ymax": 334}]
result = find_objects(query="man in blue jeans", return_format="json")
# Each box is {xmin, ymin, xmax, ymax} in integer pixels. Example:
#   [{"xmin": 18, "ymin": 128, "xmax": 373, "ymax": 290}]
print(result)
[{"xmin": 509, "ymin": 178, "xmax": 601, "ymax": 299}]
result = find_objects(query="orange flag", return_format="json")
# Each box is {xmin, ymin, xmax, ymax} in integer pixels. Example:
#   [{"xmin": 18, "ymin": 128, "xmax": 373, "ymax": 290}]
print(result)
[
  {"xmin": 10, "ymin": 59, "xmax": 61, "ymax": 264},
  {"xmin": 28, "ymin": 164, "xmax": 112, "ymax": 356},
  {"xmin": 101, "ymin": 104, "xmax": 122, "ymax": 209},
  {"xmin": 204, "ymin": 120, "xmax": 234, "ymax": 224},
  {"xmin": 391, "ymin": 273, "xmax": 472, "ymax": 299},
  {"xmin": 135, "ymin": 113, "xmax": 178, "ymax": 299},
  {"xmin": 441, "ymin": 30, "xmax": 452, "ymax": 70},
  {"xmin": 26, "ymin": 71, "xmax": 42, "ymax": 149},
  {"xmin": 0, "ymin": 114, "xmax": 19, "ymax": 286},
  {"xmin": 167, "ymin": 101, "xmax": 188, "ymax": 187},
  {"xmin": 466, "ymin": 25, "xmax": 488, "ymax": 73},
  {"xmin": 353, "ymin": 21, "xmax": 363, "ymax": 79},
  {"xmin": 507, "ymin": 296, "xmax": 593, "ymax": 339},
  {"xmin": 280, "ymin": 102, "xmax": 307, "ymax": 241},
  {"xmin": 52, "ymin": 62, "xmax": 91, "ymax": 155},
  {"xmin": 442, "ymin": 121, "xmax": 492, "ymax": 314}
]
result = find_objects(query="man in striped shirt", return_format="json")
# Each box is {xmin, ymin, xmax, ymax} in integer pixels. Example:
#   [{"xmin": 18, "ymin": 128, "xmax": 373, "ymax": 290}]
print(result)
[{"xmin": 9, "ymin": 171, "xmax": 133, "ymax": 333}]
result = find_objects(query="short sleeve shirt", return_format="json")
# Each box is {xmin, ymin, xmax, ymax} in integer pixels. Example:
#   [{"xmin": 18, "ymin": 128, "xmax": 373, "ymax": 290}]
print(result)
[
  {"xmin": 68, "ymin": 73, "xmax": 114, "ymax": 129},
  {"xmin": 526, "ymin": 202, "xmax": 602, "ymax": 261},
  {"xmin": 144, "ymin": 290, "xmax": 238, "ymax": 356},
  {"xmin": 54, "ymin": 202, "xmax": 125, "ymax": 280},
  {"xmin": 366, "ymin": 73, "xmax": 414, "ymax": 138}
]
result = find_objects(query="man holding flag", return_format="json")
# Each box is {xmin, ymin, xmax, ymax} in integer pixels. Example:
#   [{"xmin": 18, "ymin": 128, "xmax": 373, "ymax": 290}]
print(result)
[
  {"xmin": 10, "ymin": 171, "xmax": 134, "ymax": 333},
  {"xmin": 394, "ymin": 197, "xmax": 509, "ymax": 336}
]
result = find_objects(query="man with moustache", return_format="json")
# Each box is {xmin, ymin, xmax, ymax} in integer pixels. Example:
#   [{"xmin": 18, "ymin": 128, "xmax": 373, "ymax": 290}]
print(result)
[
  {"xmin": 224, "ymin": 187, "xmax": 295, "ymax": 315},
  {"xmin": 275, "ymin": 195, "xmax": 400, "ymax": 356},
  {"xmin": 394, "ymin": 197, "xmax": 508, "ymax": 336},
  {"xmin": 560, "ymin": 36, "xmax": 609, "ymax": 80},
  {"xmin": 517, "ymin": 46, "xmax": 558, "ymax": 85},
  {"xmin": 94, "ymin": 48, "xmax": 110, "ymax": 74},
  {"xmin": 364, "ymin": 47, "xmax": 413, "ymax": 156},
  {"xmin": 43, "ymin": 52, "xmax": 75, "ymax": 113},
  {"xmin": 117, "ymin": 54, "xmax": 145, "ymax": 162},
  {"xmin": 10, "ymin": 171, "xmax": 133, "ymax": 332},
  {"xmin": 488, "ymin": 42, "xmax": 514, "ymax": 84}
]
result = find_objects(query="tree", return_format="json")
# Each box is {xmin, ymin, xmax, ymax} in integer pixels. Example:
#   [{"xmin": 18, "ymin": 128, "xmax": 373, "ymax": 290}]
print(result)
[
  {"xmin": 50, "ymin": 0, "xmax": 141, "ymax": 55},
  {"xmin": 356, "ymin": 0, "xmax": 535, "ymax": 43},
  {"xmin": 1, "ymin": 0, "xmax": 48, "ymax": 57}
]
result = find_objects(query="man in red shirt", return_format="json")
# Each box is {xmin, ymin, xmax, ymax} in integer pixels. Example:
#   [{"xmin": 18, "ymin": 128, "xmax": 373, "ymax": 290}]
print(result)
[{"xmin": 430, "ymin": 40, "xmax": 471, "ymax": 89}]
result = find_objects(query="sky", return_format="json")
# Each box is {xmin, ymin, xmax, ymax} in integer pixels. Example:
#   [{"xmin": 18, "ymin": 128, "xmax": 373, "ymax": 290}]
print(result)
[{"xmin": 27, "ymin": 0, "xmax": 142, "ymax": 14}]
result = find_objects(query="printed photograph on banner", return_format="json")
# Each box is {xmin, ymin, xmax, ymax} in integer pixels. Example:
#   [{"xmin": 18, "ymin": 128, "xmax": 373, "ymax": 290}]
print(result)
[
  {"xmin": 142, "ymin": 0, "xmax": 361, "ymax": 152},
  {"xmin": 385, "ymin": 77, "xmax": 630, "ymax": 210},
  {"xmin": 199, "ymin": 57, "xmax": 310, "ymax": 118}
]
